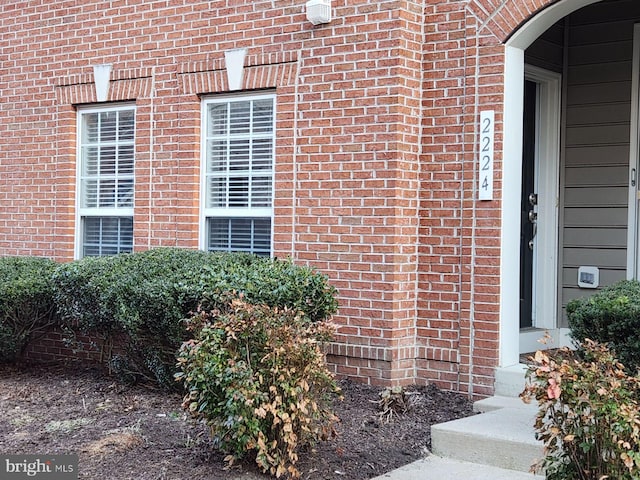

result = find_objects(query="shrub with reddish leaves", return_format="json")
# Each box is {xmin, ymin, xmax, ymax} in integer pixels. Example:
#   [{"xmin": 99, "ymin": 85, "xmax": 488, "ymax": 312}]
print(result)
[
  {"xmin": 175, "ymin": 298, "xmax": 341, "ymax": 478},
  {"xmin": 521, "ymin": 340, "xmax": 640, "ymax": 480}
]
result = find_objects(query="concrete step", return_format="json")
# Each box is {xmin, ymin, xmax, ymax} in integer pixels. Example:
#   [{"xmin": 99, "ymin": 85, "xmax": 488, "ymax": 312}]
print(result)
[
  {"xmin": 430, "ymin": 399, "xmax": 543, "ymax": 473},
  {"xmin": 372, "ymin": 455, "xmax": 543, "ymax": 480},
  {"xmin": 494, "ymin": 364, "xmax": 529, "ymax": 397},
  {"xmin": 474, "ymin": 394, "xmax": 531, "ymax": 413}
]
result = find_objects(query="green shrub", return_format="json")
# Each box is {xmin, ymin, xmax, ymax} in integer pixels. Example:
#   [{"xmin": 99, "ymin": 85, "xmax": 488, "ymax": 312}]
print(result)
[
  {"xmin": 181, "ymin": 254, "xmax": 339, "ymax": 323},
  {"xmin": 521, "ymin": 340, "xmax": 640, "ymax": 480},
  {"xmin": 0, "ymin": 256, "xmax": 58, "ymax": 362},
  {"xmin": 176, "ymin": 298, "xmax": 341, "ymax": 478},
  {"xmin": 567, "ymin": 280, "xmax": 640, "ymax": 372},
  {"xmin": 52, "ymin": 248, "xmax": 338, "ymax": 388}
]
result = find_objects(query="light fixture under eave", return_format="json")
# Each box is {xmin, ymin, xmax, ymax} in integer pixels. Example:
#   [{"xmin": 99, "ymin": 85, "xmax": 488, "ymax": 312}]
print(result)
[{"xmin": 305, "ymin": 0, "xmax": 332, "ymax": 25}]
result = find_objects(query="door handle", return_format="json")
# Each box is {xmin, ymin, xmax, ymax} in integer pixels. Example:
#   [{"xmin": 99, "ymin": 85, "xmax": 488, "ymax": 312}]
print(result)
[{"xmin": 527, "ymin": 192, "xmax": 538, "ymax": 251}]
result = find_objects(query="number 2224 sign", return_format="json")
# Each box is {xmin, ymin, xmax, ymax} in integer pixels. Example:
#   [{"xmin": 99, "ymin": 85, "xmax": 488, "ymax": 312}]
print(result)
[{"xmin": 479, "ymin": 111, "xmax": 494, "ymax": 200}]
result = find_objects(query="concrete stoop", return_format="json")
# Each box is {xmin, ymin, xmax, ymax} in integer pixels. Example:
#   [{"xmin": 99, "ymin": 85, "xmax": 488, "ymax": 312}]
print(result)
[
  {"xmin": 430, "ymin": 395, "xmax": 544, "ymax": 475},
  {"xmin": 371, "ymin": 455, "xmax": 542, "ymax": 480},
  {"xmin": 494, "ymin": 364, "xmax": 529, "ymax": 397}
]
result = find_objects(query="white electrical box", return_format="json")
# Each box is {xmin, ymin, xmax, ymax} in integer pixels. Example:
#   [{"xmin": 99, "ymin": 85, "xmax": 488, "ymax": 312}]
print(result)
[
  {"xmin": 306, "ymin": 0, "xmax": 332, "ymax": 25},
  {"xmin": 577, "ymin": 266, "xmax": 599, "ymax": 289}
]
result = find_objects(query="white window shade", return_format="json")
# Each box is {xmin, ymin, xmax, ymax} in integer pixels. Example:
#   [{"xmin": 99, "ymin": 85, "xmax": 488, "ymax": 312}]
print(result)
[
  {"xmin": 83, "ymin": 217, "xmax": 133, "ymax": 257},
  {"xmin": 80, "ymin": 110, "xmax": 135, "ymax": 210},
  {"xmin": 77, "ymin": 105, "xmax": 135, "ymax": 258},
  {"xmin": 202, "ymin": 94, "xmax": 274, "ymax": 255},
  {"xmin": 208, "ymin": 217, "xmax": 271, "ymax": 256}
]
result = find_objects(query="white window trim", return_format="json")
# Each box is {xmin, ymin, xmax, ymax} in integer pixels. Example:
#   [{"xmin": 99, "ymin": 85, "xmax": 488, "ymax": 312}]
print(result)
[
  {"xmin": 75, "ymin": 103, "xmax": 136, "ymax": 259},
  {"xmin": 199, "ymin": 92, "xmax": 276, "ymax": 255}
]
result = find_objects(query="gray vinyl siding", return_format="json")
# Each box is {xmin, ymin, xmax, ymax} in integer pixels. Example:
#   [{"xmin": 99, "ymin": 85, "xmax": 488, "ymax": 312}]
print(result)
[
  {"xmin": 525, "ymin": 20, "xmax": 564, "ymax": 73},
  {"xmin": 560, "ymin": 0, "xmax": 639, "ymax": 324}
]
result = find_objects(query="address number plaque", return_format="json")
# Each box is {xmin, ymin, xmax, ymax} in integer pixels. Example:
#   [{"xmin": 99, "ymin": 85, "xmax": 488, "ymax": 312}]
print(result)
[{"xmin": 478, "ymin": 110, "xmax": 494, "ymax": 201}]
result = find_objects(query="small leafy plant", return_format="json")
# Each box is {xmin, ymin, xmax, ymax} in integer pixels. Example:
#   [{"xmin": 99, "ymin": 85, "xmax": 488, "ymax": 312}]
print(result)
[
  {"xmin": 520, "ymin": 340, "xmax": 640, "ymax": 480},
  {"xmin": 374, "ymin": 386, "xmax": 411, "ymax": 423},
  {"xmin": 176, "ymin": 298, "xmax": 341, "ymax": 478}
]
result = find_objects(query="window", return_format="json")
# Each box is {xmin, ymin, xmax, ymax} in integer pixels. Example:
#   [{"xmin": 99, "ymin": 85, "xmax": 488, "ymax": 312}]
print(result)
[
  {"xmin": 77, "ymin": 105, "xmax": 135, "ymax": 258},
  {"xmin": 202, "ymin": 94, "xmax": 274, "ymax": 255}
]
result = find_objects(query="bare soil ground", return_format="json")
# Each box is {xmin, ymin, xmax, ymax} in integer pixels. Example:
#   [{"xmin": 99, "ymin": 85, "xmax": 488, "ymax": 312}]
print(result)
[{"xmin": 0, "ymin": 363, "xmax": 475, "ymax": 480}]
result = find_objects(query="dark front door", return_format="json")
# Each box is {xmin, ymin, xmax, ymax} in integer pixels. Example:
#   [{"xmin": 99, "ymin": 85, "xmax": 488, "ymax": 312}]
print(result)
[{"xmin": 520, "ymin": 80, "xmax": 537, "ymax": 329}]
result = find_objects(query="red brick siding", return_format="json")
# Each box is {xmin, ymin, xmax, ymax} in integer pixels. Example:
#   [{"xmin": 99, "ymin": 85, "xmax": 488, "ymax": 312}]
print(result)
[
  {"xmin": 0, "ymin": 0, "xmax": 561, "ymax": 394},
  {"xmin": 22, "ymin": 329, "xmax": 119, "ymax": 366}
]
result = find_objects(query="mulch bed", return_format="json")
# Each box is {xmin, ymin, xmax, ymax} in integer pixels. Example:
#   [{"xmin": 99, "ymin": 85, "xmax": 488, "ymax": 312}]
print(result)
[{"xmin": 0, "ymin": 363, "xmax": 475, "ymax": 480}]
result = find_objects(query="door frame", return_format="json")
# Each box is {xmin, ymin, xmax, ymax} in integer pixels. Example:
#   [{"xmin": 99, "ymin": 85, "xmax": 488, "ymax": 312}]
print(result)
[
  {"xmin": 627, "ymin": 24, "xmax": 640, "ymax": 279},
  {"xmin": 519, "ymin": 65, "xmax": 562, "ymax": 353},
  {"xmin": 500, "ymin": 0, "xmax": 601, "ymax": 368}
]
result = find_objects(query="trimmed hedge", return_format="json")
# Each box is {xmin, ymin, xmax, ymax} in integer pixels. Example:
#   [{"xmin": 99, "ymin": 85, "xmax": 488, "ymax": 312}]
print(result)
[
  {"xmin": 567, "ymin": 279, "xmax": 640, "ymax": 372},
  {"xmin": 52, "ymin": 248, "xmax": 338, "ymax": 387},
  {"xmin": 0, "ymin": 256, "xmax": 59, "ymax": 362}
]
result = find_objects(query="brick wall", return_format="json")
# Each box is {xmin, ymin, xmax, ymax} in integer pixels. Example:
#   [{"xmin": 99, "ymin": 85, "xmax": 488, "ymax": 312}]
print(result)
[
  {"xmin": 22, "ymin": 329, "xmax": 115, "ymax": 366},
  {"xmin": 0, "ymin": 0, "xmax": 561, "ymax": 395}
]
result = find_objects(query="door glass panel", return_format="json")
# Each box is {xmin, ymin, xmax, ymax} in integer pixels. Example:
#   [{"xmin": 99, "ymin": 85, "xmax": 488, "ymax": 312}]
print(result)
[{"xmin": 520, "ymin": 80, "xmax": 537, "ymax": 329}]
